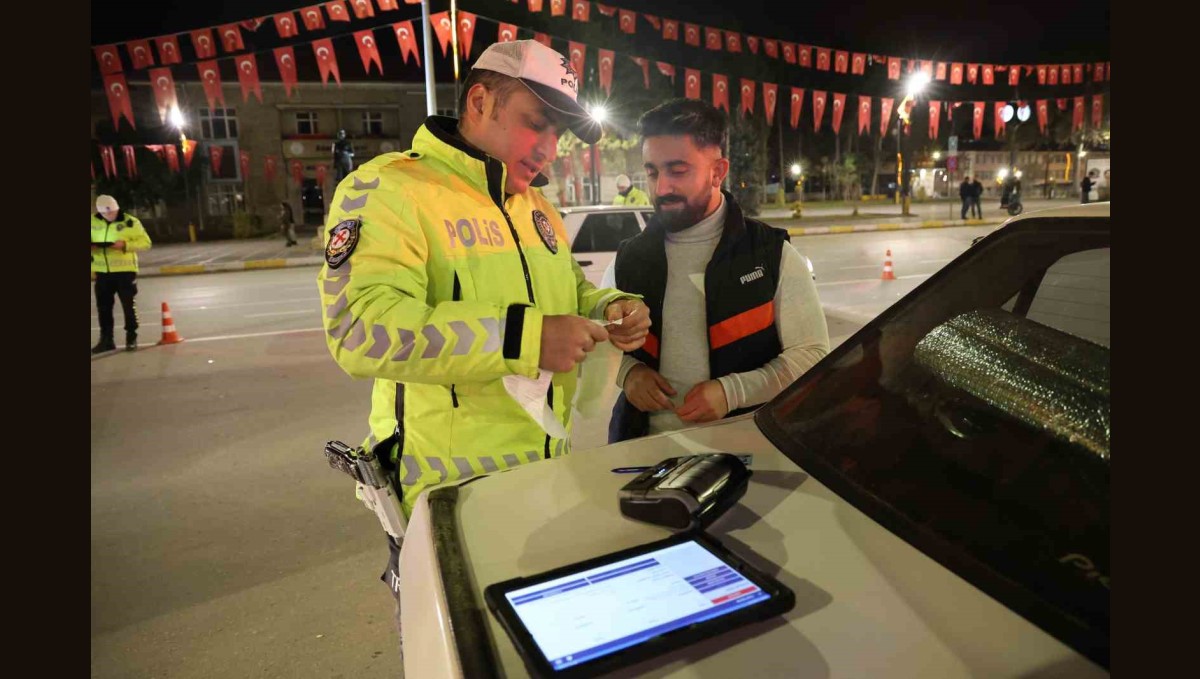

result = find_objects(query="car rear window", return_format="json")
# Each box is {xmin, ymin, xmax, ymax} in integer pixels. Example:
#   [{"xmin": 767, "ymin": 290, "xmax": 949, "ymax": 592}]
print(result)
[{"xmin": 573, "ymin": 213, "xmax": 642, "ymax": 253}]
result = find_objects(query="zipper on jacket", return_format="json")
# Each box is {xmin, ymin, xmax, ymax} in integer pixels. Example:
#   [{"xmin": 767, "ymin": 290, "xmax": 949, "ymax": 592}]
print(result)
[
  {"xmin": 499, "ymin": 204, "xmax": 535, "ymax": 305},
  {"xmin": 543, "ymin": 384, "xmax": 553, "ymax": 459},
  {"xmin": 451, "ymin": 271, "xmax": 462, "ymax": 408}
]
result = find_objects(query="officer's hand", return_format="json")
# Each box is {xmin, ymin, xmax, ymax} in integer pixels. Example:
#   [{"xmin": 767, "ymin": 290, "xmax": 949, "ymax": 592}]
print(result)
[
  {"xmin": 111, "ymin": 240, "xmax": 127, "ymax": 252},
  {"xmin": 676, "ymin": 380, "xmax": 730, "ymax": 424},
  {"xmin": 604, "ymin": 299, "xmax": 651, "ymax": 352},
  {"xmin": 539, "ymin": 315, "xmax": 608, "ymax": 373},
  {"xmin": 623, "ymin": 364, "xmax": 676, "ymax": 413}
]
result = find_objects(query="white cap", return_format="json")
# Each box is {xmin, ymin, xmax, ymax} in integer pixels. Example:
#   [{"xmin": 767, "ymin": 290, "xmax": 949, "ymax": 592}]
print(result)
[
  {"xmin": 616, "ymin": 174, "xmax": 632, "ymax": 190},
  {"xmin": 96, "ymin": 195, "xmax": 119, "ymax": 212},
  {"xmin": 472, "ymin": 40, "xmax": 602, "ymax": 144}
]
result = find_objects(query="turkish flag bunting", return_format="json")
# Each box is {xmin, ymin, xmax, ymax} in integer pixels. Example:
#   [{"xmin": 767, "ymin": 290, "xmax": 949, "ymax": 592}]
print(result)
[
  {"xmin": 1036, "ymin": 65, "xmax": 1047, "ymax": 84},
  {"xmin": 972, "ymin": 102, "xmax": 985, "ymax": 139},
  {"xmin": 354, "ymin": 30, "xmax": 383, "ymax": 75},
  {"xmin": 800, "ymin": 45, "xmax": 813, "ymax": 67},
  {"xmin": 1074, "ymin": 63, "xmax": 1085, "ymax": 83},
  {"xmin": 457, "ymin": 12, "xmax": 478, "ymax": 59},
  {"xmin": 726, "ymin": 32, "xmax": 742, "ymax": 53},
  {"xmin": 95, "ymin": 45, "xmax": 123, "ymax": 74},
  {"xmin": 835, "ymin": 50, "xmax": 849, "ymax": 73},
  {"xmin": 1009, "ymin": 64, "xmax": 1021, "ymax": 85},
  {"xmin": 644, "ymin": 14, "xmax": 661, "ymax": 30},
  {"xmin": 274, "ymin": 47, "xmax": 299, "ymax": 97},
  {"xmin": 1048, "ymin": 66, "xmax": 1059, "ymax": 86},
  {"xmin": 196, "ymin": 61, "xmax": 226, "ymax": 109},
  {"xmin": 218, "ymin": 24, "xmax": 244, "ymax": 53},
  {"xmin": 497, "ymin": 22, "xmax": 518, "ymax": 43},
  {"xmin": 240, "ymin": 18, "xmax": 266, "ymax": 32},
  {"xmin": 126, "ymin": 40, "xmax": 155, "ymax": 70},
  {"xmin": 149, "ymin": 68, "xmax": 177, "ymax": 122},
  {"xmin": 656, "ymin": 61, "xmax": 676, "ymax": 82},
  {"xmin": 326, "ymin": 1, "xmax": 351, "ymax": 21},
  {"xmin": 528, "ymin": 0, "xmax": 544, "ymax": 11},
  {"xmin": 100, "ymin": 145, "xmax": 117, "ymax": 178},
  {"xmin": 888, "ymin": 57, "xmax": 902, "ymax": 80},
  {"xmin": 181, "ymin": 138, "xmax": 197, "ymax": 169},
  {"xmin": 240, "ymin": 150, "xmax": 251, "ymax": 179},
  {"xmin": 533, "ymin": 33, "xmax": 551, "ymax": 47},
  {"xmin": 313, "ymin": 39, "xmax": 342, "ymax": 86},
  {"xmin": 431, "ymin": 12, "xmax": 453, "ymax": 57},
  {"xmin": 631, "ymin": 56, "xmax": 650, "ymax": 89},
  {"xmin": 967, "ymin": 64, "xmax": 978, "ymax": 84},
  {"xmin": 378, "ymin": 0, "xmax": 399, "ymax": 10},
  {"xmin": 831, "ymin": 93, "xmax": 846, "ymax": 134},
  {"xmin": 1092, "ymin": 95, "xmax": 1103, "ymax": 129},
  {"xmin": 920, "ymin": 60, "xmax": 933, "ymax": 76},
  {"xmin": 713, "ymin": 74, "xmax": 729, "ymax": 112},
  {"xmin": 301, "ymin": 6, "xmax": 326, "ymax": 31},
  {"xmin": 1093, "ymin": 62, "xmax": 1105, "ymax": 82},
  {"xmin": 739, "ymin": 79, "xmax": 755, "ymax": 116},
  {"xmin": 123, "ymin": 145, "xmax": 138, "ymax": 177},
  {"xmin": 816, "ymin": 48, "xmax": 831, "ymax": 71},
  {"xmin": 394, "ymin": 22, "xmax": 421, "ymax": 65},
  {"xmin": 950, "ymin": 63, "xmax": 963, "ymax": 84},
  {"xmin": 550, "ymin": 0, "xmax": 565, "ymax": 17},
  {"xmin": 763, "ymin": 83, "xmax": 778, "ymax": 126},
  {"xmin": 852, "ymin": 53, "xmax": 866, "ymax": 75},
  {"xmin": 858, "ymin": 95, "xmax": 871, "ymax": 135},
  {"xmin": 235, "ymin": 54, "xmax": 263, "ymax": 103},
  {"xmin": 764, "ymin": 39, "xmax": 778, "ymax": 58},
  {"xmin": 191, "ymin": 29, "xmax": 217, "ymax": 59},
  {"xmin": 936, "ymin": 62, "xmax": 947, "ymax": 80},
  {"xmin": 155, "ymin": 35, "xmax": 182, "ymax": 65},
  {"xmin": 790, "ymin": 87, "xmax": 805, "ymax": 129},
  {"xmin": 812, "ymin": 91, "xmax": 827, "ymax": 132},
  {"xmin": 664, "ymin": 19, "xmax": 679, "ymax": 40},
  {"xmin": 705, "ymin": 27, "xmax": 722, "ymax": 50},
  {"xmin": 782, "ymin": 43, "xmax": 796, "ymax": 64},
  {"xmin": 290, "ymin": 159, "xmax": 305, "ymax": 186},
  {"xmin": 572, "ymin": 1, "xmax": 589, "ymax": 21},
  {"xmin": 596, "ymin": 4, "xmax": 616, "ymax": 16},
  {"xmin": 316, "ymin": 163, "xmax": 328, "ymax": 187},
  {"xmin": 1061, "ymin": 65, "xmax": 1072, "ymax": 84},
  {"xmin": 994, "ymin": 102, "xmax": 1006, "ymax": 138},
  {"xmin": 103, "ymin": 73, "xmax": 136, "ymax": 130},
  {"xmin": 265, "ymin": 155, "xmax": 278, "ymax": 183},
  {"xmin": 685, "ymin": 23, "xmax": 700, "ymax": 47},
  {"xmin": 568, "ymin": 42, "xmax": 586, "ymax": 85},
  {"xmin": 981, "ymin": 64, "xmax": 994, "ymax": 85},
  {"xmin": 685, "ymin": 68, "xmax": 701, "ymax": 99},
  {"xmin": 349, "ymin": 0, "xmax": 375, "ymax": 19},
  {"xmin": 165, "ymin": 144, "xmax": 180, "ymax": 173},
  {"xmin": 598, "ymin": 49, "xmax": 614, "ymax": 96},
  {"xmin": 1073, "ymin": 96, "xmax": 1085, "ymax": 131},
  {"xmin": 928, "ymin": 101, "xmax": 941, "ymax": 139},
  {"xmin": 880, "ymin": 97, "xmax": 894, "ymax": 136},
  {"xmin": 208, "ymin": 145, "xmax": 223, "ymax": 175},
  {"xmin": 275, "ymin": 13, "xmax": 300, "ymax": 39},
  {"xmin": 748, "ymin": 36, "xmax": 760, "ymax": 54},
  {"xmin": 1057, "ymin": 98, "xmax": 1068, "ymax": 111}
]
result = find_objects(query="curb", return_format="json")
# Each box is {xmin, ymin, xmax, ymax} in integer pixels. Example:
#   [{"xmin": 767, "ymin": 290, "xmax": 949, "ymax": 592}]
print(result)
[
  {"xmin": 139, "ymin": 255, "xmax": 324, "ymax": 278},
  {"xmin": 786, "ymin": 218, "xmax": 1001, "ymax": 237}
]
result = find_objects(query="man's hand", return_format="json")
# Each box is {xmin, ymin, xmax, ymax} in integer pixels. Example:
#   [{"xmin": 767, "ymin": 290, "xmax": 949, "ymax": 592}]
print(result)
[
  {"xmin": 111, "ymin": 240, "xmax": 127, "ymax": 252},
  {"xmin": 623, "ymin": 364, "xmax": 676, "ymax": 413},
  {"xmin": 604, "ymin": 298, "xmax": 651, "ymax": 351},
  {"xmin": 676, "ymin": 380, "xmax": 730, "ymax": 424},
  {"xmin": 539, "ymin": 315, "xmax": 608, "ymax": 373}
]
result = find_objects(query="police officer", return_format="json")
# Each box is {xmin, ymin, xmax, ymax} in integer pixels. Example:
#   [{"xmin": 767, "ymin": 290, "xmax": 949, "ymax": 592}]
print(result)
[
  {"xmin": 612, "ymin": 174, "xmax": 651, "ymax": 206},
  {"xmin": 91, "ymin": 195, "xmax": 152, "ymax": 354},
  {"xmin": 332, "ymin": 129, "xmax": 354, "ymax": 182},
  {"xmin": 316, "ymin": 39, "xmax": 651, "ymax": 645}
]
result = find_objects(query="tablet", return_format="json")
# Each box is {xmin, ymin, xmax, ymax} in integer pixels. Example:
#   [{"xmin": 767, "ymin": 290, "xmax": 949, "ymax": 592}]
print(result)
[{"xmin": 484, "ymin": 531, "xmax": 794, "ymax": 678}]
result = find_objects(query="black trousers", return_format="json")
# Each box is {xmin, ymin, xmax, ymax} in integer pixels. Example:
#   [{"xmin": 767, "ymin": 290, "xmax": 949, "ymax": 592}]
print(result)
[
  {"xmin": 960, "ymin": 197, "xmax": 971, "ymax": 219},
  {"xmin": 95, "ymin": 271, "xmax": 139, "ymax": 337}
]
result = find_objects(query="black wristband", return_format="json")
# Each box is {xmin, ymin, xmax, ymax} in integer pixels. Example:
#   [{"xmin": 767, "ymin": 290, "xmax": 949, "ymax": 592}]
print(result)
[{"xmin": 503, "ymin": 305, "xmax": 528, "ymax": 360}]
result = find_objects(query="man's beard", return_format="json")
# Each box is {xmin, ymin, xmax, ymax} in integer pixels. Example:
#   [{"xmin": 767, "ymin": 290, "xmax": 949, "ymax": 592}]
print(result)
[{"xmin": 654, "ymin": 192, "xmax": 711, "ymax": 232}]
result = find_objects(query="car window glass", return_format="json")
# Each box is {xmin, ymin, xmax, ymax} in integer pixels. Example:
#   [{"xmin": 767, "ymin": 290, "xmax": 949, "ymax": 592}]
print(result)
[{"xmin": 574, "ymin": 214, "xmax": 642, "ymax": 253}]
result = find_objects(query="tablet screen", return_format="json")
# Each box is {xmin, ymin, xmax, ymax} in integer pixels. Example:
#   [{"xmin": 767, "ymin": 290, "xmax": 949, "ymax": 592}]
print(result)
[{"xmin": 503, "ymin": 539, "xmax": 772, "ymax": 671}]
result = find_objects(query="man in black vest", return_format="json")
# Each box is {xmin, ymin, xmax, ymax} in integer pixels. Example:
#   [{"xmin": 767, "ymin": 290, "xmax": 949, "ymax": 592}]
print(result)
[{"xmin": 605, "ymin": 99, "xmax": 830, "ymax": 443}]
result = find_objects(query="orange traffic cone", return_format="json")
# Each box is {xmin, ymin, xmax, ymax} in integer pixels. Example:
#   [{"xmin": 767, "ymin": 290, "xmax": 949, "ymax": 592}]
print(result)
[
  {"xmin": 881, "ymin": 249, "xmax": 896, "ymax": 280},
  {"xmin": 157, "ymin": 302, "xmax": 185, "ymax": 345}
]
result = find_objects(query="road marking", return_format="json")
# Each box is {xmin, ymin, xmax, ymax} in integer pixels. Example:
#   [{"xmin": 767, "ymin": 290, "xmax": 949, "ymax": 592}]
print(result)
[
  {"xmin": 178, "ymin": 327, "xmax": 324, "ymax": 344},
  {"xmin": 244, "ymin": 309, "xmax": 317, "ymax": 318},
  {"xmin": 817, "ymin": 273, "xmax": 931, "ymax": 287}
]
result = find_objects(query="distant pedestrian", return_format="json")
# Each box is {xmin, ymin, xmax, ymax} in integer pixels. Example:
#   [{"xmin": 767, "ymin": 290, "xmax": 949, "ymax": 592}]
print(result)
[
  {"xmin": 1080, "ymin": 173, "xmax": 1095, "ymax": 204},
  {"xmin": 959, "ymin": 177, "xmax": 972, "ymax": 219},
  {"xmin": 970, "ymin": 177, "xmax": 984, "ymax": 218},
  {"xmin": 279, "ymin": 202, "xmax": 298, "ymax": 246}
]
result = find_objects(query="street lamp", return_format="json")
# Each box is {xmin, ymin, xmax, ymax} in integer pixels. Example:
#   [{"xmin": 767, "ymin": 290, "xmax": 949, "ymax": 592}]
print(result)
[
  {"xmin": 170, "ymin": 105, "xmax": 202, "ymax": 240},
  {"xmin": 588, "ymin": 104, "xmax": 607, "ymax": 205},
  {"xmin": 896, "ymin": 72, "xmax": 929, "ymax": 216}
]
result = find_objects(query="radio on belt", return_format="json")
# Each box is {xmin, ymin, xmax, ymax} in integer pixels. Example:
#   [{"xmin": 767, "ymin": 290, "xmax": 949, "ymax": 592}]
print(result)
[{"xmin": 618, "ymin": 453, "xmax": 752, "ymax": 531}]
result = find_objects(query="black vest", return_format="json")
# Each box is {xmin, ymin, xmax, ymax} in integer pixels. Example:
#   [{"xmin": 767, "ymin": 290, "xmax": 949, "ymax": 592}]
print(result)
[{"xmin": 608, "ymin": 192, "xmax": 788, "ymax": 443}]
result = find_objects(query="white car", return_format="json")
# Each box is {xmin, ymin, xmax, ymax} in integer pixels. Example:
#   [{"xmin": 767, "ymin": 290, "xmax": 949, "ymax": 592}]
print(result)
[{"xmin": 399, "ymin": 203, "xmax": 1110, "ymax": 678}]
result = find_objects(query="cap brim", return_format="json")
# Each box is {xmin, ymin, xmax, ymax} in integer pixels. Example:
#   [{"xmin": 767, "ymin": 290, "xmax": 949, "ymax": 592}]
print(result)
[{"xmin": 521, "ymin": 79, "xmax": 602, "ymax": 144}]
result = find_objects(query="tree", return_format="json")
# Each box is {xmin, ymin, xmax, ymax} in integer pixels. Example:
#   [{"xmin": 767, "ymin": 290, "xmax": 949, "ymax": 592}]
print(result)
[{"xmin": 728, "ymin": 110, "xmax": 767, "ymax": 215}]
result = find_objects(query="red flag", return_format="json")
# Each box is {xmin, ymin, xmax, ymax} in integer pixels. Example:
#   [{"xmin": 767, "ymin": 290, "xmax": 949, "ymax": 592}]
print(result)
[
  {"xmin": 936, "ymin": 62, "xmax": 947, "ymax": 80},
  {"xmin": 290, "ymin": 159, "xmax": 305, "ymax": 186},
  {"xmin": 782, "ymin": 43, "xmax": 796, "ymax": 64},
  {"xmin": 550, "ymin": 0, "xmax": 565, "ymax": 16},
  {"xmin": 834, "ymin": 50, "xmax": 849, "ymax": 73},
  {"xmin": 218, "ymin": 24, "xmax": 244, "ymax": 53},
  {"xmin": 816, "ymin": 48, "xmax": 831, "ymax": 71},
  {"xmin": 190, "ymin": 29, "xmax": 217, "ymax": 60},
  {"xmin": 274, "ymin": 47, "xmax": 299, "ymax": 97},
  {"xmin": 457, "ymin": 12, "xmax": 478, "ymax": 59},
  {"xmin": 644, "ymin": 14, "xmax": 661, "ymax": 30},
  {"xmin": 394, "ymin": 22, "xmax": 421, "ymax": 65},
  {"xmin": 852, "ymin": 53, "xmax": 866, "ymax": 75},
  {"xmin": 572, "ymin": 1, "xmax": 589, "ymax": 21},
  {"xmin": 240, "ymin": 18, "xmax": 266, "ymax": 31},
  {"xmin": 812, "ymin": 91, "xmax": 828, "ymax": 131},
  {"xmin": 1060, "ymin": 64, "xmax": 1072, "ymax": 84},
  {"xmin": 165, "ymin": 144, "xmax": 180, "ymax": 173},
  {"xmin": 196, "ymin": 61, "xmax": 226, "ymax": 110},
  {"xmin": 664, "ymin": 19, "xmax": 679, "ymax": 40},
  {"xmin": 533, "ymin": 33, "xmax": 551, "ymax": 47},
  {"xmin": 326, "ymin": 1, "xmax": 351, "ymax": 21},
  {"xmin": 240, "ymin": 150, "xmax": 251, "ymax": 179},
  {"xmin": 972, "ymin": 101, "xmax": 985, "ymax": 139},
  {"xmin": 349, "ymin": 0, "xmax": 375, "ymax": 19},
  {"xmin": 789, "ymin": 87, "xmax": 805, "ymax": 129},
  {"xmin": 830, "ymin": 93, "xmax": 846, "ymax": 134},
  {"xmin": 100, "ymin": 145, "xmax": 117, "ymax": 178},
  {"xmin": 739, "ymin": 79, "xmax": 755, "ymax": 116},
  {"xmin": 798, "ymin": 45, "xmax": 811, "ymax": 67},
  {"xmin": 748, "ymin": 36, "xmax": 760, "ymax": 54},
  {"xmin": 1073, "ymin": 96, "xmax": 1085, "ymax": 131},
  {"xmin": 1094, "ymin": 62, "xmax": 1105, "ymax": 82},
  {"xmin": 982, "ymin": 64, "xmax": 994, "ymax": 85},
  {"xmin": 205, "ymin": 145, "xmax": 221, "ymax": 175},
  {"xmin": 967, "ymin": 63, "xmax": 979, "ymax": 84},
  {"xmin": 275, "ymin": 13, "xmax": 300, "ymax": 39},
  {"xmin": 713, "ymin": 74, "xmax": 729, "ymax": 112},
  {"xmin": 1035, "ymin": 100, "xmax": 1049, "ymax": 134},
  {"xmin": 1092, "ymin": 94, "xmax": 1104, "ymax": 129},
  {"xmin": 921, "ymin": 60, "xmax": 933, "ymax": 77},
  {"xmin": 528, "ymin": 0, "xmax": 544, "ymax": 11},
  {"xmin": 264, "ymin": 155, "xmax": 278, "ymax": 183},
  {"xmin": 126, "ymin": 40, "xmax": 154, "ymax": 70},
  {"xmin": 858, "ymin": 95, "xmax": 871, "ymax": 135},
  {"xmin": 1036, "ymin": 65, "xmax": 1047, "ymax": 84},
  {"xmin": 598, "ymin": 49, "xmax": 614, "ymax": 96},
  {"xmin": 685, "ymin": 68, "xmax": 701, "ymax": 99},
  {"xmin": 354, "ymin": 30, "xmax": 383, "ymax": 75},
  {"xmin": 431, "ymin": 12, "xmax": 453, "ymax": 57},
  {"xmin": 122, "ymin": 145, "xmax": 138, "ymax": 177},
  {"xmin": 929, "ymin": 101, "xmax": 941, "ymax": 139},
  {"xmin": 1050, "ymin": 66, "xmax": 1062, "ymax": 85},
  {"xmin": 705, "ymin": 27, "xmax": 722, "ymax": 50},
  {"xmin": 94, "ymin": 45, "xmax": 123, "ymax": 74},
  {"xmin": 684, "ymin": 23, "xmax": 700, "ymax": 47},
  {"xmin": 764, "ymin": 39, "xmax": 778, "ymax": 59},
  {"xmin": 725, "ymin": 32, "xmax": 742, "ymax": 53},
  {"xmin": 496, "ymin": 22, "xmax": 518, "ymax": 43},
  {"xmin": 103, "ymin": 73, "xmax": 136, "ymax": 130},
  {"xmin": 994, "ymin": 101, "xmax": 1006, "ymax": 138},
  {"xmin": 596, "ymin": 4, "xmax": 616, "ymax": 16},
  {"xmin": 568, "ymin": 42, "xmax": 586, "ymax": 86},
  {"xmin": 631, "ymin": 56, "xmax": 650, "ymax": 89},
  {"xmin": 1009, "ymin": 64, "xmax": 1021, "ymax": 85},
  {"xmin": 763, "ymin": 83, "xmax": 778, "ymax": 126},
  {"xmin": 1057, "ymin": 98, "xmax": 1069, "ymax": 111},
  {"xmin": 656, "ymin": 62, "xmax": 676, "ymax": 82},
  {"xmin": 301, "ymin": 6, "xmax": 326, "ymax": 30},
  {"xmin": 1074, "ymin": 64, "xmax": 1085, "ymax": 83},
  {"xmin": 880, "ymin": 97, "xmax": 894, "ymax": 136},
  {"xmin": 888, "ymin": 57, "xmax": 902, "ymax": 80},
  {"xmin": 149, "ymin": 68, "xmax": 177, "ymax": 122},
  {"xmin": 313, "ymin": 39, "xmax": 342, "ymax": 86},
  {"xmin": 182, "ymin": 138, "xmax": 198, "ymax": 169},
  {"xmin": 155, "ymin": 35, "xmax": 182, "ymax": 65},
  {"xmin": 950, "ymin": 63, "xmax": 964, "ymax": 84},
  {"xmin": 378, "ymin": 0, "xmax": 399, "ymax": 10},
  {"xmin": 235, "ymin": 54, "xmax": 263, "ymax": 103},
  {"xmin": 316, "ymin": 163, "xmax": 328, "ymax": 187}
]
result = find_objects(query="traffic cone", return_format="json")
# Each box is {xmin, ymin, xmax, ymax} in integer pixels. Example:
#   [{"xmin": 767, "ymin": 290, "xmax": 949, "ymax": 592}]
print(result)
[
  {"xmin": 881, "ymin": 249, "xmax": 896, "ymax": 280},
  {"xmin": 157, "ymin": 302, "xmax": 185, "ymax": 345}
]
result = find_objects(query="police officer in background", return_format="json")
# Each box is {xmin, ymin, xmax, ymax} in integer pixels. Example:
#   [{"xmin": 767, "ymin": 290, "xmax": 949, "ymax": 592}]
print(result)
[
  {"xmin": 612, "ymin": 173, "xmax": 651, "ymax": 206},
  {"xmin": 332, "ymin": 129, "xmax": 355, "ymax": 182},
  {"xmin": 91, "ymin": 195, "xmax": 152, "ymax": 354}
]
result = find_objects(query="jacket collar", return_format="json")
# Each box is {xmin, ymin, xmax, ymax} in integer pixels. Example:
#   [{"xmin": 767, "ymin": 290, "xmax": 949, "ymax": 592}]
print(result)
[
  {"xmin": 413, "ymin": 115, "xmax": 549, "ymax": 208},
  {"xmin": 94, "ymin": 210, "xmax": 126, "ymax": 223}
]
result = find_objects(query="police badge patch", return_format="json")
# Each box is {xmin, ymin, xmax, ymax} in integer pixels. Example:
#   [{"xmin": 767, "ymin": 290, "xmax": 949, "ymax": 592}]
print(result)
[
  {"xmin": 325, "ymin": 217, "xmax": 361, "ymax": 269},
  {"xmin": 531, "ymin": 210, "xmax": 557, "ymax": 254}
]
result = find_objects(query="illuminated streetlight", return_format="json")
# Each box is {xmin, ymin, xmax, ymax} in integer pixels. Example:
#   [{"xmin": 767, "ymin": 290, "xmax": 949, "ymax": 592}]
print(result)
[
  {"xmin": 933, "ymin": 151, "xmax": 942, "ymax": 160},
  {"xmin": 587, "ymin": 104, "xmax": 608, "ymax": 204},
  {"xmin": 906, "ymin": 71, "xmax": 930, "ymax": 98},
  {"xmin": 790, "ymin": 163, "xmax": 801, "ymax": 177},
  {"xmin": 589, "ymin": 105, "xmax": 608, "ymax": 124}
]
